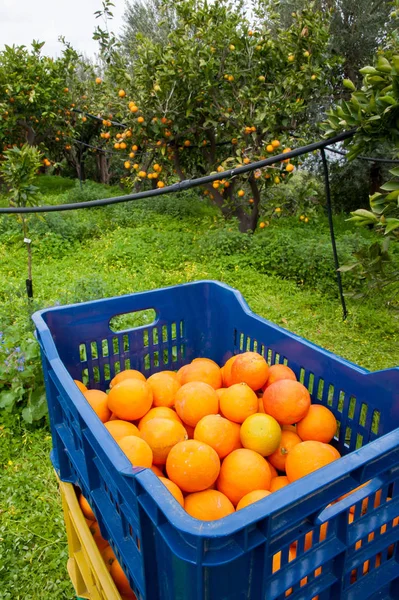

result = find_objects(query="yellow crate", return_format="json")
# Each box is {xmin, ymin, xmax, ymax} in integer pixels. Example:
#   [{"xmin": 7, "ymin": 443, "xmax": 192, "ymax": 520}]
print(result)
[{"xmin": 58, "ymin": 478, "xmax": 122, "ymax": 600}]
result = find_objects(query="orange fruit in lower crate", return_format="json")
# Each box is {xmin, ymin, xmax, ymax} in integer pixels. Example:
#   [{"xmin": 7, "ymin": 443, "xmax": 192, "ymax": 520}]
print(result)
[
  {"xmin": 236, "ymin": 489, "xmax": 271, "ymax": 510},
  {"xmin": 286, "ymin": 441, "xmax": 340, "ymax": 483},
  {"xmin": 217, "ymin": 448, "xmax": 272, "ymax": 505},
  {"xmin": 263, "ymin": 364, "xmax": 296, "ymax": 389},
  {"xmin": 138, "ymin": 406, "xmax": 182, "ymax": 429},
  {"xmin": 74, "ymin": 379, "xmax": 87, "ymax": 393},
  {"xmin": 220, "ymin": 383, "xmax": 258, "ymax": 423},
  {"xmin": 230, "ymin": 352, "xmax": 269, "ymax": 390},
  {"xmin": 296, "ymin": 405, "xmax": 337, "ymax": 443},
  {"xmin": 194, "ymin": 414, "xmax": 241, "ymax": 459},
  {"xmin": 89, "ymin": 521, "xmax": 109, "ymax": 551},
  {"xmin": 267, "ymin": 461, "xmax": 278, "ymax": 479},
  {"xmin": 240, "ymin": 413, "xmax": 282, "ymax": 456},
  {"xmin": 101, "ymin": 545, "xmax": 116, "ymax": 572},
  {"xmin": 104, "ymin": 420, "xmax": 141, "ymax": 441},
  {"xmin": 151, "ymin": 465, "xmax": 164, "ymax": 476},
  {"xmin": 110, "ymin": 369, "xmax": 146, "ymax": 387},
  {"xmin": 111, "ymin": 559, "xmax": 137, "ymax": 598},
  {"xmin": 108, "ymin": 379, "xmax": 153, "ymax": 420},
  {"xmin": 140, "ymin": 418, "xmax": 188, "ymax": 464},
  {"xmin": 270, "ymin": 476, "xmax": 290, "ymax": 492},
  {"xmin": 166, "ymin": 440, "xmax": 220, "ymax": 492},
  {"xmin": 84, "ymin": 390, "xmax": 111, "ymax": 423},
  {"xmin": 180, "ymin": 359, "xmax": 222, "ymax": 389},
  {"xmin": 147, "ymin": 372, "xmax": 181, "ymax": 407},
  {"xmin": 176, "ymin": 364, "xmax": 190, "ymax": 384},
  {"xmin": 216, "ymin": 388, "xmax": 227, "ymax": 400},
  {"xmin": 268, "ymin": 430, "xmax": 302, "ymax": 472},
  {"xmin": 118, "ymin": 436, "xmax": 153, "ymax": 468},
  {"xmin": 222, "ymin": 355, "xmax": 237, "ymax": 387},
  {"xmin": 185, "ymin": 489, "xmax": 235, "ymax": 521},
  {"xmin": 158, "ymin": 476, "xmax": 185, "ymax": 507},
  {"xmin": 79, "ymin": 494, "xmax": 95, "ymax": 520},
  {"xmin": 174, "ymin": 382, "xmax": 219, "ymax": 427},
  {"xmin": 263, "ymin": 380, "xmax": 311, "ymax": 425}
]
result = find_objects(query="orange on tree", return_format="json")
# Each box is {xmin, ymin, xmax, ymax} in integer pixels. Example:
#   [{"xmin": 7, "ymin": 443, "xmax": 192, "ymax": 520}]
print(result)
[
  {"xmin": 296, "ymin": 404, "xmax": 337, "ymax": 443},
  {"xmin": 138, "ymin": 406, "xmax": 183, "ymax": 429},
  {"xmin": 263, "ymin": 380, "xmax": 311, "ymax": 424},
  {"xmin": 118, "ymin": 89, "xmax": 126, "ymax": 98},
  {"xmin": 158, "ymin": 476, "xmax": 185, "ymax": 507},
  {"xmin": 272, "ymin": 140, "xmax": 280, "ymax": 148},
  {"xmin": 230, "ymin": 352, "xmax": 269, "ymax": 390},
  {"xmin": 286, "ymin": 441, "xmax": 341, "ymax": 483},
  {"xmin": 124, "ymin": 161, "xmax": 131, "ymax": 169},
  {"xmin": 83, "ymin": 390, "xmax": 111, "ymax": 423},
  {"xmin": 117, "ymin": 436, "xmax": 153, "ymax": 468},
  {"xmin": 174, "ymin": 381, "xmax": 219, "ymax": 427},
  {"xmin": 236, "ymin": 490, "xmax": 271, "ymax": 510},
  {"xmin": 217, "ymin": 448, "xmax": 272, "ymax": 505},
  {"xmin": 157, "ymin": 181, "xmax": 165, "ymax": 188},
  {"xmin": 104, "ymin": 420, "xmax": 141, "ymax": 442},
  {"xmin": 180, "ymin": 358, "xmax": 222, "ymax": 389},
  {"xmin": 185, "ymin": 490, "xmax": 235, "ymax": 521},
  {"xmin": 140, "ymin": 418, "xmax": 188, "ymax": 464},
  {"xmin": 263, "ymin": 364, "xmax": 296, "ymax": 390},
  {"xmin": 286, "ymin": 163, "xmax": 295, "ymax": 172},
  {"xmin": 268, "ymin": 430, "xmax": 302, "ymax": 472},
  {"xmin": 238, "ymin": 190, "xmax": 245, "ymax": 197},
  {"xmin": 147, "ymin": 372, "xmax": 181, "ymax": 407},
  {"xmin": 108, "ymin": 379, "xmax": 153, "ymax": 421},
  {"xmin": 219, "ymin": 383, "xmax": 258, "ymax": 423},
  {"xmin": 95, "ymin": 77, "xmax": 102, "ymax": 84},
  {"xmin": 166, "ymin": 440, "xmax": 220, "ymax": 492},
  {"xmin": 266, "ymin": 144, "xmax": 274, "ymax": 152},
  {"xmin": 194, "ymin": 414, "xmax": 241, "ymax": 458},
  {"xmin": 240, "ymin": 413, "xmax": 282, "ymax": 456}
]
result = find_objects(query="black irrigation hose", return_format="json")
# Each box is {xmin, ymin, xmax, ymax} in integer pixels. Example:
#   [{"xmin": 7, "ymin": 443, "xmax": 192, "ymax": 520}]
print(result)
[
  {"xmin": 325, "ymin": 146, "xmax": 399, "ymax": 164},
  {"xmin": 0, "ymin": 129, "xmax": 356, "ymax": 215}
]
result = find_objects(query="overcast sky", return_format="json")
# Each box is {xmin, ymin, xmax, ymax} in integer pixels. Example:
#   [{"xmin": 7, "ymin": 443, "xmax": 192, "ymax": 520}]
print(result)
[{"xmin": 0, "ymin": 0, "xmax": 126, "ymax": 58}]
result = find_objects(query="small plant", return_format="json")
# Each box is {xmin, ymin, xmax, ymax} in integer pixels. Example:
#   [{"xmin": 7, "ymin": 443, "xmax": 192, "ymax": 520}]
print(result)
[{"xmin": 0, "ymin": 144, "xmax": 42, "ymax": 297}]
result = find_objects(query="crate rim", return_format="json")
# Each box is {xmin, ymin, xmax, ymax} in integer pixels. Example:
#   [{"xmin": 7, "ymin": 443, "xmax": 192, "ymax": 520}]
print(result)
[{"xmin": 33, "ymin": 280, "xmax": 399, "ymax": 538}]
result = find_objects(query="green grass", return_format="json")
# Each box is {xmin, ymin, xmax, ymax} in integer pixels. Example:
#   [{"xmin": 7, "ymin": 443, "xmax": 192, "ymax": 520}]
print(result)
[{"xmin": 0, "ymin": 176, "xmax": 398, "ymax": 598}]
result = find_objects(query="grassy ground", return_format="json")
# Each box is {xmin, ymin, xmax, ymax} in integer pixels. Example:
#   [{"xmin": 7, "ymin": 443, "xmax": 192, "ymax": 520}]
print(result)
[{"xmin": 0, "ymin": 176, "xmax": 398, "ymax": 598}]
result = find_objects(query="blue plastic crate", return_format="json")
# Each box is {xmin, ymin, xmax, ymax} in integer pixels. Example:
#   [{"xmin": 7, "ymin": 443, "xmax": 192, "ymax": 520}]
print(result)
[{"xmin": 33, "ymin": 280, "xmax": 399, "ymax": 600}]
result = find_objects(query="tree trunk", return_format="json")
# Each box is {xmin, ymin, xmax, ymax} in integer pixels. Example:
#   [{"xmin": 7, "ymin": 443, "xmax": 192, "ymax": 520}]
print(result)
[
  {"xmin": 96, "ymin": 152, "xmax": 111, "ymax": 184},
  {"xmin": 369, "ymin": 161, "xmax": 383, "ymax": 195}
]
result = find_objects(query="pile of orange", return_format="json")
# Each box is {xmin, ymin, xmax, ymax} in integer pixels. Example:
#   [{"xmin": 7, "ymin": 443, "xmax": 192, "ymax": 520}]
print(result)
[{"xmin": 74, "ymin": 351, "xmax": 368, "ymax": 594}]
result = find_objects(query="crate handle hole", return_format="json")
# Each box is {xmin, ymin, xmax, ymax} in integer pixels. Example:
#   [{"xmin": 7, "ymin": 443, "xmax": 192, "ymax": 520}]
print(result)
[{"xmin": 109, "ymin": 309, "xmax": 157, "ymax": 333}]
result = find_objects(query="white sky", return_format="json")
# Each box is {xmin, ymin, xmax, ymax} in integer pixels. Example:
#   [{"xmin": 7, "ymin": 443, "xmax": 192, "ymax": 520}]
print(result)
[{"xmin": 0, "ymin": 0, "xmax": 126, "ymax": 58}]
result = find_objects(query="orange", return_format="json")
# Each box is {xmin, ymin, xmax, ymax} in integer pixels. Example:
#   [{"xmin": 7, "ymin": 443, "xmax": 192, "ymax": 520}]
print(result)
[
  {"xmin": 89, "ymin": 521, "xmax": 109, "ymax": 551},
  {"xmin": 217, "ymin": 448, "xmax": 272, "ymax": 505},
  {"xmin": 282, "ymin": 424, "xmax": 297, "ymax": 433},
  {"xmin": 176, "ymin": 364, "xmax": 190, "ymax": 384},
  {"xmin": 230, "ymin": 352, "xmax": 269, "ymax": 390},
  {"xmin": 104, "ymin": 420, "xmax": 140, "ymax": 442},
  {"xmin": 185, "ymin": 490, "xmax": 234, "ymax": 521},
  {"xmin": 118, "ymin": 436, "xmax": 153, "ymax": 468},
  {"xmin": 236, "ymin": 490, "xmax": 271, "ymax": 510},
  {"xmin": 296, "ymin": 405, "xmax": 337, "ymax": 443},
  {"xmin": 74, "ymin": 379, "xmax": 87, "ymax": 393},
  {"xmin": 267, "ymin": 461, "xmax": 278, "ymax": 479},
  {"xmin": 158, "ymin": 476, "xmax": 184, "ymax": 507},
  {"xmin": 79, "ymin": 494, "xmax": 95, "ymax": 520},
  {"xmin": 222, "ymin": 355, "xmax": 237, "ymax": 386},
  {"xmin": 216, "ymin": 388, "xmax": 227, "ymax": 401},
  {"xmin": 184, "ymin": 423, "xmax": 195, "ymax": 438},
  {"xmin": 138, "ymin": 406, "xmax": 182, "ymax": 430},
  {"xmin": 270, "ymin": 476, "xmax": 290, "ymax": 492},
  {"xmin": 101, "ymin": 545, "xmax": 116, "ymax": 572},
  {"xmin": 240, "ymin": 413, "xmax": 282, "ymax": 456},
  {"xmin": 110, "ymin": 369, "xmax": 146, "ymax": 388},
  {"xmin": 263, "ymin": 364, "xmax": 296, "ymax": 390},
  {"xmin": 174, "ymin": 382, "xmax": 219, "ymax": 427},
  {"xmin": 110, "ymin": 559, "xmax": 136, "ymax": 598},
  {"xmin": 151, "ymin": 465, "xmax": 164, "ymax": 476},
  {"xmin": 263, "ymin": 380, "xmax": 311, "ymax": 425},
  {"xmin": 219, "ymin": 383, "xmax": 258, "ymax": 423},
  {"xmin": 258, "ymin": 398, "xmax": 265, "ymax": 413},
  {"xmin": 108, "ymin": 379, "xmax": 153, "ymax": 421},
  {"xmin": 84, "ymin": 390, "xmax": 111, "ymax": 423},
  {"xmin": 268, "ymin": 430, "xmax": 302, "ymax": 472},
  {"xmin": 118, "ymin": 89, "xmax": 126, "ymax": 98},
  {"xmin": 286, "ymin": 441, "xmax": 341, "ymax": 483},
  {"xmin": 180, "ymin": 359, "xmax": 222, "ymax": 389},
  {"xmin": 147, "ymin": 372, "xmax": 181, "ymax": 407},
  {"xmin": 194, "ymin": 414, "xmax": 241, "ymax": 459},
  {"xmin": 140, "ymin": 418, "xmax": 188, "ymax": 464},
  {"xmin": 166, "ymin": 440, "xmax": 220, "ymax": 492}
]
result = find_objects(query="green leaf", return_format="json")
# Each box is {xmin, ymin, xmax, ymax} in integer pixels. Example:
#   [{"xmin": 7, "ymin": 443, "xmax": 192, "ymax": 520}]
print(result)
[
  {"xmin": 359, "ymin": 66, "xmax": 379, "ymax": 75},
  {"xmin": 388, "ymin": 167, "xmax": 399, "ymax": 177},
  {"xmin": 376, "ymin": 56, "xmax": 392, "ymax": 73},
  {"xmin": 384, "ymin": 218, "xmax": 399, "ymax": 234},
  {"xmin": 343, "ymin": 79, "xmax": 356, "ymax": 91},
  {"xmin": 380, "ymin": 181, "xmax": 399, "ymax": 191}
]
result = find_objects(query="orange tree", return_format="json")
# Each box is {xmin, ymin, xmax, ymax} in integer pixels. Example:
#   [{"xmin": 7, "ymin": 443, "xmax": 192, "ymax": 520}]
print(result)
[{"xmin": 101, "ymin": 0, "xmax": 338, "ymax": 231}]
